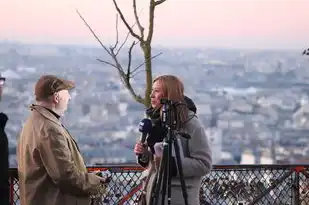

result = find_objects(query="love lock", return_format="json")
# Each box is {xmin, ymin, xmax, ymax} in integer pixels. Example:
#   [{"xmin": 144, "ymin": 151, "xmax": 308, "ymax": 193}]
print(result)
[{"xmin": 237, "ymin": 201, "xmax": 246, "ymax": 205}]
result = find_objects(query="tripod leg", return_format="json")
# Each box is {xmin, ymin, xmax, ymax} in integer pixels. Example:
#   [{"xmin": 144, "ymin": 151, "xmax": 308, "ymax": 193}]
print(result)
[
  {"xmin": 161, "ymin": 140, "xmax": 170, "ymax": 205},
  {"xmin": 151, "ymin": 156, "xmax": 164, "ymax": 205},
  {"xmin": 151, "ymin": 141, "xmax": 169, "ymax": 205},
  {"xmin": 173, "ymin": 138, "xmax": 189, "ymax": 205},
  {"xmin": 167, "ymin": 139, "xmax": 173, "ymax": 205}
]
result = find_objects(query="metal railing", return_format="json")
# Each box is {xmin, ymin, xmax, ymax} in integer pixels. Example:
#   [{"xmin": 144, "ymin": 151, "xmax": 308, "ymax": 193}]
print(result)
[{"xmin": 8, "ymin": 164, "xmax": 309, "ymax": 205}]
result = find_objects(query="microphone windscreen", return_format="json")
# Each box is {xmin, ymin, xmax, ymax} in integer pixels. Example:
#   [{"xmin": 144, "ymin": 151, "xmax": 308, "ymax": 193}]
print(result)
[{"xmin": 138, "ymin": 118, "xmax": 152, "ymax": 134}]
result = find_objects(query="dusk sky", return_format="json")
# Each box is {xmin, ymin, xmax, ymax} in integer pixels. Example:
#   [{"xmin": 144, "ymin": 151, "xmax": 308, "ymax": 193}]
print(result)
[{"xmin": 0, "ymin": 0, "xmax": 308, "ymax": 49}]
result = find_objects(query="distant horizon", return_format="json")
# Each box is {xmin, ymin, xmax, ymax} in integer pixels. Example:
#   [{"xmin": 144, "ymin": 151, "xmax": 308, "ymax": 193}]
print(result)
[{"xmin": 0, "ymin": 39, "xmax": 304, "ymax": 52}]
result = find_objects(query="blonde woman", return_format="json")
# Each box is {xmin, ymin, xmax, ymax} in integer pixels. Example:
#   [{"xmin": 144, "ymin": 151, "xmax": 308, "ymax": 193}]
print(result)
[{"xmin": 134, "ymin": 75, "xmax": 212, "ymax": 205}]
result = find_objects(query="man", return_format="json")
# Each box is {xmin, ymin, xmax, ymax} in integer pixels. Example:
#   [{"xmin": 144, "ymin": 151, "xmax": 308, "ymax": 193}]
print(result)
[
  {"xmin": 0, "ymin": 76, "xmax": 9, "ymax": 205},
  {"xmin": 17, "ymin": 75, "xmax": 106, "ymax": 205}
]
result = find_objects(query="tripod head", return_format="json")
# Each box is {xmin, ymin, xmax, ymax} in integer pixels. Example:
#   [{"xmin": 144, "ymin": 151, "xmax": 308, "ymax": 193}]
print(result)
[
  {"xmin": 160, "ymin": 99, "xmax": 191, "ymax": 139},
  {"xmin": 160, "ymin": 99, "xmax": 186, "ymax": 130},
  {"xmin": 160, "ymin": 99, "xmax": 173, "ymax": 127}
]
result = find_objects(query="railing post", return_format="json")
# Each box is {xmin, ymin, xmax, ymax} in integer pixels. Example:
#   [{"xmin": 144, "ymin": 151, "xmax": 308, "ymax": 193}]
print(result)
[
  {"xmin": 292, "ymin": 166, "xmax": 302, "ymax": 205},
  {"xmin": 9, "ymin": 176, "xmax": 14, "ymax": 205},
  {"xmin": 293, "ymin": 172, "xmax": 300, "ymax": 205}
]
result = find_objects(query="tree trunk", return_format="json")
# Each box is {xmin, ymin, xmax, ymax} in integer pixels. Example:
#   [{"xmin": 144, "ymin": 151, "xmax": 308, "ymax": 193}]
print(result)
[{"xmin": 144, "ymin": 44, "xmax": 152, "ymax": 107}]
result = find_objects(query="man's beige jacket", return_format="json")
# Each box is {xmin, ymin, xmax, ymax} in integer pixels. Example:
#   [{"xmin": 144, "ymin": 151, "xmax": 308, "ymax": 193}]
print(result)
[{"xmin": 17, "ymin": 104, "xmax": 102, "ymax": 205}]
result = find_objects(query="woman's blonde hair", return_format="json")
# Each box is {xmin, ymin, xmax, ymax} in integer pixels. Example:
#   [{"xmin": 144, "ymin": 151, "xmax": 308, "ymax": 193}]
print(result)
[{"xmin": 153, "ymin": 75, "xmax": 188, "ymax": 129}]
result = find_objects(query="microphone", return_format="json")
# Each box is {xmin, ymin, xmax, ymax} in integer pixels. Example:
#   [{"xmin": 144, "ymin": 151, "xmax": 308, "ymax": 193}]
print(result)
[
  {"xmin": 138, "ymin": 118, "xmax": 152, "ymax": 143},
  {"xmin": 137, "ymin": 118, "xmax": 152, "ymax": 163}
]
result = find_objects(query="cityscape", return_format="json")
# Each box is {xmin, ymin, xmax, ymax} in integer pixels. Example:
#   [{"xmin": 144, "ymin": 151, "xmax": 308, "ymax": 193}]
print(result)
[{"xmin": 0, "ymin": 41, "xmax": 309, "ymax": 168}]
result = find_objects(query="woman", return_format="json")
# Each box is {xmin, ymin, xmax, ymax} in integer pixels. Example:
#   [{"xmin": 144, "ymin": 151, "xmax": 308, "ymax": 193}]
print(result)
[{"xmin": 134, "ymin": 75, "xmax": 212, "ymax": 205}]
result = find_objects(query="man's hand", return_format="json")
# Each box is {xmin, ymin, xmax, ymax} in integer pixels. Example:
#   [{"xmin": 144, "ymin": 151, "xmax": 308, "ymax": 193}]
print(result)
[
  {"xmin": 92, "ymin": 170, "xmax": 112, "ymax": 184},
  {"xmin": 90, "ymin": 170, "xmax": 111, "ymax": 199},
  {"xmin": 100, "ymin": 176, "xmax": 112, "ymax": 184}
]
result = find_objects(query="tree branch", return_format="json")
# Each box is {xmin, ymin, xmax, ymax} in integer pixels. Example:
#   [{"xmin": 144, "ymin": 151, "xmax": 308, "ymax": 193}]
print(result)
[
  {"xmin": 106, "ymin": 42, "xmax": 144, "ymax": 104},
  {"xmin": 147, "ymin": 1, "xmax": 155, "ymax": 43},
  {"xmin": 109, "ymin": 48, "xmax": 125, "ymax": 75},
  {"xmin": 96, "ymin": 59, "xmax": 118, "ymax": 69},
  {"xmin": 133, "ymin": 0, "xmax": 144, "ymax": 39},
  {"xmin": 155, "ymin": 0, "xmax": 167, "ymax": 6},
  {"xmin": 112, "ymin": 0, "xmax": 143, "ymax": 42},
  {"xmin": 131, "ymin": 69, "xmax": 145, "ymax": 78},
  {"xmin": 115, "ymin": 22, "xmax": 137, "ymax": 56},
  {"xmin": 115, "ymin": 31, "xmax": 130, "ymax": 56},
  {"xmin": 130, "ymin": 52, "xmax": 163, "ymax": 75},
  {"xmin": 127, "ymin": 41, "xmax": 137, "ymax": 79},
  {"xmin": 76, "ymin": 9, "xmax": 112, "ymax": 56},
  {"xmin": 111, "ymin": 14, "xmax": 119, "ymax": 50},
  {"xmin": 146, "ymin": 0, "xmax": 165, "ymax": 43}
]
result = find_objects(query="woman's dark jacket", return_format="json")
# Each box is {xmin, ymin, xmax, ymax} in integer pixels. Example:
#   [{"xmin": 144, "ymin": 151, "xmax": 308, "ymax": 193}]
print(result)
[{"xmin": 138, "ymin": 96, "xmax": 197, "ymax": 176}]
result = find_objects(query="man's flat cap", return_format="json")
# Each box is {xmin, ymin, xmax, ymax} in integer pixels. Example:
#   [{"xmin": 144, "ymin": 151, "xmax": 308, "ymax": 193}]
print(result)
[{"xmin": 35, "ymin": 75, "xmax": 75, "ymax": 100}]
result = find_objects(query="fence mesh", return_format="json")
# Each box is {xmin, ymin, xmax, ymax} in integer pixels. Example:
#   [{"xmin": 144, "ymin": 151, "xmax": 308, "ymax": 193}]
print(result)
[{"xmin": 9, "ymin": 165, "xmax": 309, "ymax": 205}]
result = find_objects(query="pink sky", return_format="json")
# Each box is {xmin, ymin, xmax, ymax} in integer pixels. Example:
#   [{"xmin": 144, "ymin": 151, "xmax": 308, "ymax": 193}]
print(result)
[{"xmin": 0, "ymin": 0, "xmax": 308, "ymax": 49}]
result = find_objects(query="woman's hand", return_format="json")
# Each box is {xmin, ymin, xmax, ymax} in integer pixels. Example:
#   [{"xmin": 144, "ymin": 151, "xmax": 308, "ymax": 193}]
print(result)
[
  {"xmin": 154, "ymin": 142, "xmax": 164, "ymax": 169},
  {"xmin": 134, "ymin": 141, "xmax": 146, "ymax": 155},
  {"xmin": 153, "ymin": 142, "xmax": 163, "ymax": 156},
  {"xmin": 154, "ymin": 156, "xmax": 162, "ymax": 169}
]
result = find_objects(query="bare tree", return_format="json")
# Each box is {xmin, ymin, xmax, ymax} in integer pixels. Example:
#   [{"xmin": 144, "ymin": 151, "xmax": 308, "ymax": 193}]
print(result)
[
  {"xmin": 303, "ymin": 48, "xmax": 309, "ymax": 56},
  {"xmin": 77, "ymin": 0, "xmax": 166, "ymax": 107}
]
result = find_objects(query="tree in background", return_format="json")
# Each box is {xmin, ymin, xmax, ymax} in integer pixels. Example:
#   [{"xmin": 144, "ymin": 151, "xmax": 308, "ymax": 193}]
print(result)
[
  {"xmin": 303, "ymin": 48, "xmax": 309, "ymax": 57},
  {"xmin": 77, "ymin": 0, "xmax": 167, "ymax": 107}
]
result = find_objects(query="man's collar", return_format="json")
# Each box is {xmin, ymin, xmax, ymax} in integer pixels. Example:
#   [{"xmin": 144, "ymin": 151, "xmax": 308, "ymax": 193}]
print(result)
[
  {"xmin": 29, "ymin": 104, "xmax": 61, "ymax": 125},
  {"xmin": 44, "ymin": 107, "xmax": 60, "ymax": 119}
]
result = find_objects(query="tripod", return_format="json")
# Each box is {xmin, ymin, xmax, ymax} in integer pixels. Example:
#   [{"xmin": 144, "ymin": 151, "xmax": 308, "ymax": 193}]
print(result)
[{"xmin": 149, "ymin": 99, "xmax": 190, "ymax": 205}]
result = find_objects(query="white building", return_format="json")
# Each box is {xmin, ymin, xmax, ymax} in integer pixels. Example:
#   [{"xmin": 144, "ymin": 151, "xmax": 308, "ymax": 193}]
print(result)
[{"xmin": 206, "ymin": 127, "xmax": 222, "ymax": 164}]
